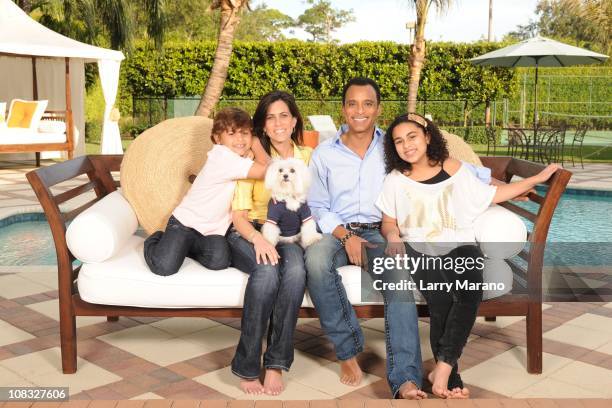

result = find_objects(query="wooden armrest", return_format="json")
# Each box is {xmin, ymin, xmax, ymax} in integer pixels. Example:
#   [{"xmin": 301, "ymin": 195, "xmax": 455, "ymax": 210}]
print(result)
[
  {"xmin": 479, "ymin": 156, "xmax": 572, "ymax": 293},
  {"xmin": 26, "ymin": 155, "xmax": 123, "ymax": 296}
]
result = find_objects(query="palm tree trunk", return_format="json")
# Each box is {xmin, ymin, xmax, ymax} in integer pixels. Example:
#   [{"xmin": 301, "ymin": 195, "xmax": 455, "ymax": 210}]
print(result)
[
  {"xmin": 195, "ymin": 4, "xmax": 242, "ymax": 117},
  {"xmin": 407, "ymin": 34, "xmax": 426, "ymax": 114}
]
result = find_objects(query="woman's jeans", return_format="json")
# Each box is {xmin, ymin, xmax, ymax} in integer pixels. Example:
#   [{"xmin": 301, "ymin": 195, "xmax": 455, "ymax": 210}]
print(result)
[
  {"xmin": 410, "ymin": 244, "xmax": 484, "ymax": 388},
  {"xmin": 305, "ymin": 229, "xmax": 423, "ymax": 395},
  {"xmin": 227, "ymin": 228, "xmax": 307, "ymax": 379},
  {"xmin": 144, "ymin": 215, "xmax": 231, "ymax": 276}
]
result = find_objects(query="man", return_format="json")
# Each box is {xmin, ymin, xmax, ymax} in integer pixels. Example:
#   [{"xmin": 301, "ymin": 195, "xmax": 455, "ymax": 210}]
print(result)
[{"xmin": 306, "ymin": 77, "xmax": 492, "ymax": 399}]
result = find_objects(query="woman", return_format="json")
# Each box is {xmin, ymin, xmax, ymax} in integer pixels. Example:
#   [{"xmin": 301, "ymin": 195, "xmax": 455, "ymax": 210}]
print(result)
[{"xmin": 228, "ymin": 91, "xmax": 313, "ymax": 396}]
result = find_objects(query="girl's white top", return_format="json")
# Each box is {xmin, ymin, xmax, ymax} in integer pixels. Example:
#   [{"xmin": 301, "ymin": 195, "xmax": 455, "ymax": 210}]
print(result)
[{"xmin": 376, "ymin": 164, "xmax": 497, "ymax": 254}]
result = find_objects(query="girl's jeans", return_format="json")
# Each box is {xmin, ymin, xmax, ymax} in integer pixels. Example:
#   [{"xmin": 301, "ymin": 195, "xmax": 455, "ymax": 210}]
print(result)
[{"xmin": 410, "ymin": 244, "xmax": 484, "ymax": 388}]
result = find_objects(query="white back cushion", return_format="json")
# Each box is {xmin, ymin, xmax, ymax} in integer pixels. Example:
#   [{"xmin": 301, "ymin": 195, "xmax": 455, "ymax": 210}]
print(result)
[{"xmin": 67, "ymin": 190, "xmax": 138, "ymax": 263}]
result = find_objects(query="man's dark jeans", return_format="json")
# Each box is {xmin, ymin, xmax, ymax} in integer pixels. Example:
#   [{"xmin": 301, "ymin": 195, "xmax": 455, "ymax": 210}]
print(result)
[
  {"xmin": 227, "ymin": 228, "xmax": 307, "ymax": 379},
  {"xmin": 144, "ymin": 215, "xmax": 231, "ymax": 276}
]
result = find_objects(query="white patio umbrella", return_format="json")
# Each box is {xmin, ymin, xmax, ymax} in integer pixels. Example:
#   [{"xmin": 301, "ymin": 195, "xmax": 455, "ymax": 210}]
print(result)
[{"xmin": 470, "ymin": 36, "xmax": 608, "ymax": 130}]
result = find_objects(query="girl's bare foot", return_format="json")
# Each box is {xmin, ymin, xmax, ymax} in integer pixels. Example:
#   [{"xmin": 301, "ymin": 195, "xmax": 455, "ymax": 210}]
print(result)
[
  {"xmin": 448, "ymin": 386, "xmax": 470, "ymax": 399},
  {"xmin": 427, "ymin": 361, "xmax": 453, "ymax": 399},
  {"xmin": 340, "ymin": 357, "xmax": 363, "ymax": 386},
  {"xmin": 240, "ymin": 378, "xmax": 264, "ymax": 395},
  {"xmin": 397, "ymin": 381, "xmax": 427, "ymax": 400},
  {"xmin": 263, "ymin": 368, "xmax": 284, "ymax": 396}
]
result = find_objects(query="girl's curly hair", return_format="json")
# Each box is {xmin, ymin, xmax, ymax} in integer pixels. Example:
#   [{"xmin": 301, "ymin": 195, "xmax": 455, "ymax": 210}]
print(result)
[{"xmin": 383, "ymin": 113, "xmax": 449, "ymax": 175}]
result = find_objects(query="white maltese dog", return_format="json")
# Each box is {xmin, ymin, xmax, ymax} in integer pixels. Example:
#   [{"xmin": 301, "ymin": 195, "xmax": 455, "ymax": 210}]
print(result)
[{"xmin": 261, "ymin": 158, "xmax": 322, "ymax": 248}]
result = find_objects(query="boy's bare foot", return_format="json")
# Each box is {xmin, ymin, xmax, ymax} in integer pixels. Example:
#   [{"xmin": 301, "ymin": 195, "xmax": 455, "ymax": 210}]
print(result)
[
  {"xmin": 340, "ymin": 357, "xmax": 363, "ymax": 386},
  {"xmin": 448, "ymin": 386, "xmax": 470, "ymax": 399},
  {"xmin": 263, "ymin": 368, "xmax": 284, "ymax": 396},
  {"xmin": 427, "ymin": 361, "xmax": 453, "ymax": 399},
  {"xmin": 397, "ymin": 381, "xmax": 427, "ymax": 400},
  {"xmin": 240, "ymin": 378, "xmax": 264, "ymax": 395}
]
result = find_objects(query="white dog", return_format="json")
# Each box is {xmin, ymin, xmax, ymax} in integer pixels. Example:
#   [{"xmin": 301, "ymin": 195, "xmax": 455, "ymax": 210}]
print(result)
[{"xmin": 261, "ymin": 158, "xmax": 322, "ymax": 248}]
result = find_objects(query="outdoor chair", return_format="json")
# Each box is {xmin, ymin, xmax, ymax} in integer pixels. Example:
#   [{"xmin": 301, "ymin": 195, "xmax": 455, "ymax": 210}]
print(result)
[
  {"xmin": 570, "ymin": 126, "xmax": 587, "ymax": 169},
  {"xmin": 308, "ymin": 115, "xmax": 337, "ymax": 143},
  {"xmin": 506, "ymin": 127, "xmax": 528, "ymax": 159},
  {"xmin": 485, "ymin": 126, "xmax": 502, "ymax": 156},
  {"xmin": 534, "ymin": 127, "xmax": 565, "ymax": 165}
]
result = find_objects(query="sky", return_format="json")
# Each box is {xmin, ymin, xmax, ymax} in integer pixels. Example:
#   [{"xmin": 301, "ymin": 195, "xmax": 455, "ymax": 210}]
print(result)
[{"xmin": 252, "ymin": 0, "xmax": 540, "ymax": 43}]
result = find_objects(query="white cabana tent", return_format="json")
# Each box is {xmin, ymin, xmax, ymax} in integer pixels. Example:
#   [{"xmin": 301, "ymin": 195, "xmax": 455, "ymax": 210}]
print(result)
[{"xmin": 0, "ymin": 0, "xmax": 125, "ymax": 159}]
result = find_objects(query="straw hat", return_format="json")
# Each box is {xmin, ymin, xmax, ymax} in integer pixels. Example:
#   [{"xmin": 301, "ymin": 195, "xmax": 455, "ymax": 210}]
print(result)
[
  {"xmin": 441, "ymin": 130, "xmax": 483, "ymax": 167},
  {"xmin": 120, "ymin": 116, "xmax": 214, "ymax": 234}
]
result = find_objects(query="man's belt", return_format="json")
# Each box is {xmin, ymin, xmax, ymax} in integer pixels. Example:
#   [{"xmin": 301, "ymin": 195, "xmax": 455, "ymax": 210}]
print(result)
[{"xmin": 344, "ymin": 222, "xmax": 382, "ymax": 230}]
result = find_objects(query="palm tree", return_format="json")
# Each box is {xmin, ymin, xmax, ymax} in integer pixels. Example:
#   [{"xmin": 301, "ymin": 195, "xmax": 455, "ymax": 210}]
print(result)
[
  {"xmin": 488, "ymin": 0, "xmax": 493, "ymax": 41},
  {"xmin": 21, "ymin": 0, "xmax": 165, "ymax": 51},
  {"xmin": 407, "ymin": 0, "xmax": 453, "ymax": 114},
  {"xmin": 195, "ymin": 0, "xmax": 250, "ymax": 117},
  {"xmin": 486, "ymin": 0, "xmax": 493, "ymax": 126},
  {"xmin": 557, "ymin": 0, "xmax": 610, "ymax": 53}
]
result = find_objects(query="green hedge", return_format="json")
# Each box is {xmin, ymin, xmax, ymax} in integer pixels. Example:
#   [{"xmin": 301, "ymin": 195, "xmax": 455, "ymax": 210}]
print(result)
[
  {"xmin": 122, "ymin": 41, "xmax": 517, "ymax": 101},
  {"xmin": 118, "ymin": 41, "xmax": 610, "ymax": 130}
]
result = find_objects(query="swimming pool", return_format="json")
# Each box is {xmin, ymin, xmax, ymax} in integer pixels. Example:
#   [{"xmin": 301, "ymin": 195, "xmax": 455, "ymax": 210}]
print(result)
[{"xmin": 0, "ymin": 189, "xmax": 611, "ymax": 266}]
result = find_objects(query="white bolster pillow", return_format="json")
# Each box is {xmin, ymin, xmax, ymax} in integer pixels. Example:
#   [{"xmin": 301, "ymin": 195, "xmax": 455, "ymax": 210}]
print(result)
[
  {"xmin": 66, "ymin": 190, "xmax": 138, "ymax": 263},
  {"xmin": 474, "ymin": 204, "xmax": 527, "ymax": 259}
]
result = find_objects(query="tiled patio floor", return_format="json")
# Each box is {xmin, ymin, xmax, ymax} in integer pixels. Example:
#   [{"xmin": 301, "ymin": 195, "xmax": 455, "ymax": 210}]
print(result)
[{"xmin": 0, "ymin": 158, "xmax": 611, "ymax": 400}]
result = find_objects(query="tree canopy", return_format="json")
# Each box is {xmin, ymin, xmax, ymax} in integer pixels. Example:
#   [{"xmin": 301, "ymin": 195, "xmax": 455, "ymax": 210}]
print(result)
[
  {"xmin": 297, "ymin": 0, "xmax": 355, "ymax": 43},
  {"xmin": 507, "ymin": 0, "xmax": 610, "ymax": 54}
]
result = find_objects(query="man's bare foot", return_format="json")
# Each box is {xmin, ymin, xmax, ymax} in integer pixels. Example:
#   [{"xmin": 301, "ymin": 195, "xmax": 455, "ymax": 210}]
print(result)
[
  {"xmin": 240, "ymin": 378, "xmax": 264, "ymax": 395},
  {"xmin": 397, "ymin": 381, "xmax": 427, "ymax": 400},
  {"xmin": 263, "ymin": 368, "xmax": 284, "ymax": 396},
  {"xmin": 448, "ymin": 386, "xmax": 470, "ymax": 399},
  {"xmin": 340, "ymin": 357, "xmax": 363, "ymax": 386},
  {"xmin": 427, "ymin": 361, "xmax": 453, "ymax": 398}
]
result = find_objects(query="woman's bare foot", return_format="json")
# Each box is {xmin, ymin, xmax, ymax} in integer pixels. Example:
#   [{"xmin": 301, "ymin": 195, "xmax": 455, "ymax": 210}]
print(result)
[
  {"xmin": 448, "ymin": 386, "xmax": 470, "ymax": 399},
  {"xmin": 340, "ymin": 357, "xmax": 363, "ymax": 386},
  {"xmin": 397, "ymin": 381, "xmax": 427, "ymax": 400},
  {"xmin": 263, "ymin": 368, "xmax": 284, "ymax": 396},
  {"xmin": 240, "ymin": 378, "xmax": 264, "ymax": 395},
  {"xmin": 427, "ymin": 361, "xmax": 453, "ymax": 398}
]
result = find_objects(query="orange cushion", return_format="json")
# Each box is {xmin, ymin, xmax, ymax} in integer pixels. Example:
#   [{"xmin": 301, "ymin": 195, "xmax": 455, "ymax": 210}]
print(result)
[{"xmin": 7, "ymin": 100, "xmax": 39, "ymax": 128}]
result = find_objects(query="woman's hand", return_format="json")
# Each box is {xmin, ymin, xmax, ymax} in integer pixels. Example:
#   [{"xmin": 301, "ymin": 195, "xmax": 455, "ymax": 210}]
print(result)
[
  {"xmin": 385, "ymin": 234, "xmax": 406, "ymax": 257},
  {"xmin": 252, "ymin": 233, "xmax": 280, "ymax": 265}
]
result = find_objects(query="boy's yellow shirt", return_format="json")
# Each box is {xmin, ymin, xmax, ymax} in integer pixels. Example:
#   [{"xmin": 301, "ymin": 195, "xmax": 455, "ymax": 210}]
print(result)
[{"xmin": 232, "ymin": 144, "xmax": 312, "ymax": 222}]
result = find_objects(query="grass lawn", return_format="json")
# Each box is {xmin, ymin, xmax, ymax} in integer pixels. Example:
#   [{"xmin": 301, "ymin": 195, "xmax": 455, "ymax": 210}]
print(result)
[
  {"xmin": 85, "ymin": 140, "xmax": 612, "ymax": 163},
  {"xmin": 471, "ymin": 144, "xmax": 612, "ymax": 163},
  {"xmin": 85, "ymin": 139, "xmax": 133, "ymax": 155}
]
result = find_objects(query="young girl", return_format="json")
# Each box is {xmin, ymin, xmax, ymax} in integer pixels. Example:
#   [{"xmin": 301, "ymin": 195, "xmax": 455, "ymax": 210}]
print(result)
[
  {"xmin": 376, "ymin": 113, "xmax": 559, "ymax": 399},
  {"xmin": 227, "ymin": 91, "xmax": 312, "ymax": 396},
  {"xmin": 144, "ymin": 107, "xmax": 269, "ymax": 277}
]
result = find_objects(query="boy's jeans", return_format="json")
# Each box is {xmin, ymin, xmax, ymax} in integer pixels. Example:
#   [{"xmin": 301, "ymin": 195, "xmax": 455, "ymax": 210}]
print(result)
[{"xmin": 144, "ymin": 215, "xmax": 230, "ymax": 276}]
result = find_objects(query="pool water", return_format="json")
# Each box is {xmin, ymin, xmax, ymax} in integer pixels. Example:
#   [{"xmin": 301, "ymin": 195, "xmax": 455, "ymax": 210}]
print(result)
[
  {"xmin": 518, "ymin": 189, "xmax": 612, "ymax": 242},
  {"xmin": 0, "ymin": 219, "xmax": 57, "ymax": 266},
  {"xmin": 0, "ymin": 191, "xmax": 611, "ymax": 266}
]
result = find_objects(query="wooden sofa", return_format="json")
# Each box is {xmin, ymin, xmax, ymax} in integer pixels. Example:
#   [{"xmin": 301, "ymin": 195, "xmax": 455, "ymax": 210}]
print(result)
[{"xmin": 26, "ymin": 154, "xmax": 571, "ymax": 375}]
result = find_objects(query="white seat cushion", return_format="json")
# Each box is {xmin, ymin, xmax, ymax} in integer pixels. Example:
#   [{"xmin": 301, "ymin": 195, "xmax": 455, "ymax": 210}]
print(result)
[
  {"xmin": 0, "ymin": 127, "xmax": 66, "ymax": 144},
  {"xmin": 77, "ymin": 235, "xmax": 512, "ymax": 309}
]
